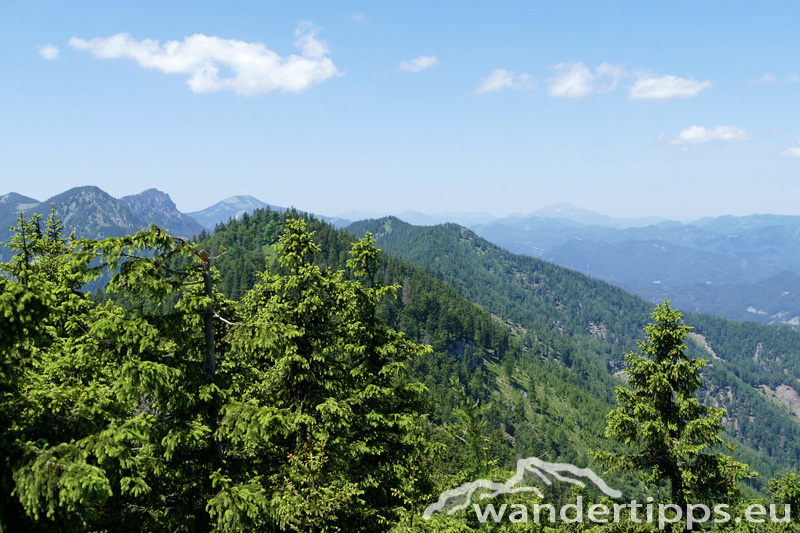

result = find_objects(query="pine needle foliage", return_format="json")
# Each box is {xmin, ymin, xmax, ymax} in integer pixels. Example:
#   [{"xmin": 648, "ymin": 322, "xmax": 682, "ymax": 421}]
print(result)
[
  {"xmin": 1, "ymin": 213, "xmax": 432, "ymax": 532},
  {"xmin": 596, "ymin": 301, "xmax": 754, "ymax": 508}
]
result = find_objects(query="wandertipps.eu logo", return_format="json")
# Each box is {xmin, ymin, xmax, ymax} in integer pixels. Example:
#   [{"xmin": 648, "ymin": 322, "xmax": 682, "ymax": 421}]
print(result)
[
  {"xmin": 424, "ymin": 457, "xmax": 792, "ymax": 528},
  {"xmin": 423, "ymin": 457, "xmax": 621, "ymax": 520}
]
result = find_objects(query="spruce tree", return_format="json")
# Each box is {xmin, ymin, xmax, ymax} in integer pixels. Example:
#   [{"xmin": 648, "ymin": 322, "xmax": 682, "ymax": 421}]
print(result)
[
  {"xmin": 596, "ymin": 301, "xmax": 752, "ymax": 508},
  {"xmin": 1, "ymin": 208, "xmax": 236, "ymax": 531},
  {"xmin": 209, "ymin": 220, "xmax": 433, "ymax": 531},
  {"xmin": 0, "ymin": 213, "xmax": 442, "ymax": 531}
]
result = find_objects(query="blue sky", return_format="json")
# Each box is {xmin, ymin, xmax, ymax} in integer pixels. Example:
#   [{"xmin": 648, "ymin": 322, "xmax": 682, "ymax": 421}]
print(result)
[{"xmin": 2, "ymin": 1, "xmax": 799, "ymax": 220}]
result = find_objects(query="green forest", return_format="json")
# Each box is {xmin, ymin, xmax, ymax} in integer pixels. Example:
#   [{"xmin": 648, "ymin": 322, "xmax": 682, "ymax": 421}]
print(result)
[
  {"xmin": 347, "ymin": 217, "xmax": 800, "ymax": 483},
  {"xmin": 2, "ymin": 207, "xmax": 800, "ymax": 532}
]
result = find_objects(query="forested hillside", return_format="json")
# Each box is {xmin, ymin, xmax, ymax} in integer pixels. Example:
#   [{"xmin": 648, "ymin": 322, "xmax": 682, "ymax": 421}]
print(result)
[
  {"xmin": 1, "ymin": 206, "xmax": 653, "ymax": 530},
  {"xmin": 186, "ymin": 209, "xmax": 625, "ymax": 470},
  {"xmin": 347, "ymin": 217, "xmax": 800, "ymax": 483},
  {"xmin": 4, "ymin": 206, "xmax": 800, "ymax": 530},
  {"xmin": 136, "ymin": 209, "xmax": 800, "ymax": 487}
]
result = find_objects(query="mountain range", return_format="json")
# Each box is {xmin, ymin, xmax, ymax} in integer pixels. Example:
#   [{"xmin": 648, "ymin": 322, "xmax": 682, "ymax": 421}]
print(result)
[
  {"xmin": 184, "ymin": 209, "xmax": 800, "ymax": 493},
  {"xmin": 329, "ymin": 202, "xmax": 800, "ymax": 327},
  {"xmin": 0, "ymin": 188, "xmax": 294, "ymax": 261},
  {"xmin": 4, "ymin": 188, "xmax": 800, "ymax": 327},
  {"xmin": 344, "ymin": 215, "xmax": 800, "ymax": 484},
  {"xmin": 466, "ymin": 204, "xmax": 800, "ymax": 327},
  {"xmin": 4, "ymin": 185, "xmax": 800, "ymax": 493},
  {"xmin": 0, "ymin": 187, "xmax": 205, "ymax": 260},
  {"xmin": 186, "ymin": 195, "xmax": 287, "ymax": 230}
]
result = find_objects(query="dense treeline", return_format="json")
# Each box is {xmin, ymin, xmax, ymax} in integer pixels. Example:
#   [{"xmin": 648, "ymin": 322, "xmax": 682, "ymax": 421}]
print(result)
[
  {"xmin": 346, "ymin": 216, "xmax": 800, "ymax": 488},
  {"xmin": 690, "ymin": 313, "xmax": 800, "ymax": 391},
  {"xmin": 4, "ymin": 207, "xmax": 800, "ymax": 531},
  {"xmin": 2, "ymin": 211, "xmax": 445, "ymax": 531},
  {"xmin": 347, "ymin": 218, "xmax": 654, "ymax": 363},
  {"xmin": 190, "ymin": 210, "xmax": 628, "ymax": 480}
]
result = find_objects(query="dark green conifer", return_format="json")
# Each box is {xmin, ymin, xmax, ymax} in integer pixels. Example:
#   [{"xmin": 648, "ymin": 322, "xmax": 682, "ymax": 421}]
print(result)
[{"xmin": 596, "ymin": 301, "xmax": 753, "ymax": 508}]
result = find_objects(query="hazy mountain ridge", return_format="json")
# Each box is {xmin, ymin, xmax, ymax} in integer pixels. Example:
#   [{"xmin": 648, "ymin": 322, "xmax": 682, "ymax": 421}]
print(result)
[
  {"xmin": 120, "ymin": 188, "xmax": 206, "ymax": 238},
  {"xmin": 691, "ymin": 214, "xmax": 800, "ymax": 233},
  {"xmin": 345, "ymin": 216, "xmax": 800, "ymax": 479},
  {"xmin": 186, "ymin": 195, "xmax": 280, "ymax": 230},
  {"xmin": 529, "ymin": 201, "xmax": 669, "ymax": 228},
  {"xmin": 187, "ymin": 195, "xmax": 353, "ymax": 230},
  {"xmin": 0, "ymin": 192, "xmax": 40, "ymax": 218},
  {"xmin": 395, "ymin": 210, "xmax": 498, "ymax": 227},
  {"xmin": 626, "ymin": 270, "xmax": 800, "ymax": 325},
  {"xmin": 5, "ymin": 186, "xmax": 800, "ymax": 326},
  {"xmin": 541, "ymin": 239, "xmax": 783, "ymax": 286},
  {"xmin": 467, "ymin": 207, "xmax": 800, "ymax": 327},
  {"xmin": 0, "ymin": 186, "xmax": 204, "ymax": 261},
  {"xmin": 336, "ymin": 202, "xmax": 668, "ymax": 229}
]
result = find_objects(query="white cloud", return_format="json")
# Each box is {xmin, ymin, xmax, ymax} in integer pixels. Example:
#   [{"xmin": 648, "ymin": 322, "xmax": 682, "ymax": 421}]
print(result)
[
  {"xmin": 749, "ymin": 73, "xmax": 800, "ymax": 85},
  {"xmin": 475, "ymin": 69, "xmax": 534, "ymax": 94},
  {"xmin": 399, "ymin": 55, "xmax": 439, "ymax": 73},
  {"xmin": 547, "ymin": 62, "xmax": 624, "ymax": 98},
  {"xmin": 548, "ymin": 62, "xmax": 593, "ymax": 98},
  {"xmin": 669, "ymin": 125, "xmax": 753, "ymax": 145},
  {"xmin": 475, "ymin": 69, "xmax": 515, "ymax": 93},
  {"xmin": 37, "ymin": 44, "xmax": 60, "ymax": 60},
  {"xmin": 780, "ymin": 141, "xmax": 800, "ymax": 158},
  {"xmin": 595, "ymin": 62, "xmax": 624, "ymax": 88},
  {"xmin": 629, "ymin": 75, "xmax": 712, "ymax": 100},
  {"xmin": 69, "ymin": 25, "xmax": 340, "ymax": 96},
  {"xmin": 517, "ymin": 73, "xmax": 534, "ymax": 87},
  {"xmin": 749, "ymin": 73, "xmax": 777, "ymax": 85},
  {"xmin": 349, "ymin": 14, "xmax": 365, "ymax": 23}
]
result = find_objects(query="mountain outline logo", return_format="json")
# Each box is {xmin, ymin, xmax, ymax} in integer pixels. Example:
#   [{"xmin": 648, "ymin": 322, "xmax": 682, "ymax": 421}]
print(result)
[{"xmin": 423, "ymin": 457, "xmax": 622, "ymax": 519}]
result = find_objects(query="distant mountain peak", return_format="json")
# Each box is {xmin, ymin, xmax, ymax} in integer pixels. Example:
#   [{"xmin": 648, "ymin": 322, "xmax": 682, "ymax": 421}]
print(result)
[
  {"xmin": 120, "ymin": 187, "xmax": 172, "ymax": 202},
  {"xmin": 136, "ymin": 187, "xmax": 169, "ymax": 197},
  {"xmin": 218, "ymin": 195, "xmax": 260, "ymax": 204},
  {"xmin": 187, "ymin": 195, "xmax": 285, "ymax": 230},
  {"xmin": 531, "ymin": 202, "xmax": 601, "ymax": 218},
  {"xmin": 67, "ymin": 185, "xmax": 108, "ymax": 195},
  {"xmin": 120, "ymin": 189, "xmax": 204, "ymax": 238},
  {"xmin": 337, "ymin": 209, "xmax": 388, "ymax": 221},
  {"xmin": 524, "ymin": 202, "xmax": 670, "ymax": 229},
  {"xmin": 1, "ymin": 192, "xmax": 39, "ymax": 203},
  {"xmin": 395, "ymin": 210, "xmax": 498, "ymax": 227},
  {"xmin": 0, "ymin": 192, "xmax": 40, "ymax": 210}
]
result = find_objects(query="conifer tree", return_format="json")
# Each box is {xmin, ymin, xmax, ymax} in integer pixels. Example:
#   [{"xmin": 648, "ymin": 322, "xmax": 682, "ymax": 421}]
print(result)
[
  {"xmin": 1, "ymin": 208, "xmax": 236, "ymax": 531},
  {"xmin": 596, "ymin": 301, "xmax": 752, "ymax": 508},
  {"xmin": 208, "ymin": 220, "xmax": 433, "ymax": 531},
  {"xmin": 0, "ymin": 213, "xmax": 452, "ymax": 531}
]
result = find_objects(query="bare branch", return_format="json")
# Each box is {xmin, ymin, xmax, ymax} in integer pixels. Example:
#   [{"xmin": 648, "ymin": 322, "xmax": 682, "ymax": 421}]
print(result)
[{"xmin": 213, "ymin": 312, "xmax": 243, "ymax": 327}]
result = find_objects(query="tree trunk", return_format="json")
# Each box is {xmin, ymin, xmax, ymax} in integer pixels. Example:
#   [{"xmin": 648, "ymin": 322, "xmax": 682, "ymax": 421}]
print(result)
[{"xmin": 201, "ymin": 258, "xmax": 222, "ymax": 465}]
